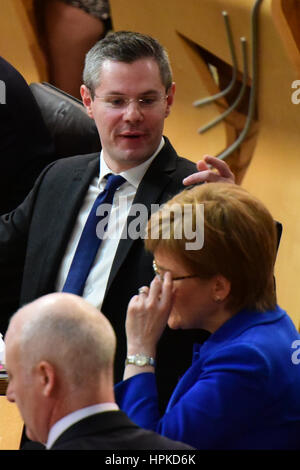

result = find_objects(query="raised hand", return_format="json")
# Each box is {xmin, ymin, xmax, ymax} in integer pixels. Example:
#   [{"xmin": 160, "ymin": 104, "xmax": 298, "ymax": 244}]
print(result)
[{"xmin": 183, "ymin": 155, "xmax": 235, "ymax": 186}]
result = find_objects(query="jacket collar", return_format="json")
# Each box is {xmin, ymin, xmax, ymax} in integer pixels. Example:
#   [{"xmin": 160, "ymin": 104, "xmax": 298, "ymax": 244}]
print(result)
[
  {"xmin": 194, "ymin": 305, "xmax": 286, "ymax": 358},
  {"xmin": 51, "ymin": 410, "xmax": 138, "ymax": 448}
]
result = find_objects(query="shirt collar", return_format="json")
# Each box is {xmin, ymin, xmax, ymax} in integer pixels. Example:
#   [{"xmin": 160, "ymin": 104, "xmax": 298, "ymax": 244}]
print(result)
[
  {"xmin": 98, "ymin": 137, "xmax": 165, "ymax": 189},
  {"xmin": 46, "ymin": 402, "xmax": 119, "ymax": 449}
]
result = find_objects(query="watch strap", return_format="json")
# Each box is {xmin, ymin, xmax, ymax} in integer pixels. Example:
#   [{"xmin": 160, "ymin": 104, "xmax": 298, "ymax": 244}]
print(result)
[{"xmin": 125, "ymin": 354, "xmax": 156, "ymax": 367}]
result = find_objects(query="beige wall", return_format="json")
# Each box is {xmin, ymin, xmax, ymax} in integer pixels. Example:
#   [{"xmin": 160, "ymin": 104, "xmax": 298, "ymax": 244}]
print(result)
[
  {"xmin": 0, "ymin": 0, "xmax": 47, "ymax": 83},
  {"xmin": 0, "ymin": 397, "xmax": 23, "ymax": 450}
]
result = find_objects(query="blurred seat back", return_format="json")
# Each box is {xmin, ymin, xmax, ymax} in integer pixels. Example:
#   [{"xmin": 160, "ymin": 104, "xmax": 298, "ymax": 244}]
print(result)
[{"xmin": 30, "ymin": 82, "xmax": 101, "ymax": 159}]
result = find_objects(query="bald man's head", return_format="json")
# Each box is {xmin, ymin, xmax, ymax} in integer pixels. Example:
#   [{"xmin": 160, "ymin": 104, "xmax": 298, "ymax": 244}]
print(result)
[{"xmin": 6, "ymin": 293, "xmax": 116, "ymax": 388}]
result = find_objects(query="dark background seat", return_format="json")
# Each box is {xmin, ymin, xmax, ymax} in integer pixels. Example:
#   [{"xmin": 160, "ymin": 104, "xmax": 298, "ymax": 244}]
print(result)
[{"xmin": 29, "ymin": 82, "xmax": 101, "ymax": 159}]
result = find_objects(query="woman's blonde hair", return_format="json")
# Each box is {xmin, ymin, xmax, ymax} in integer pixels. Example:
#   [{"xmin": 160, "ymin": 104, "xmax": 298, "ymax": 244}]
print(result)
[{"xmin": 145, "ymin": 183, "xmax": 278, "ymax": 313}]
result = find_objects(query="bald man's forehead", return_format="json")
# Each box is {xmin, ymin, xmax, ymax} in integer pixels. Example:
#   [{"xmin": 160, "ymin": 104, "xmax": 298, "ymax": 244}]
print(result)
[
  {"xmin": 23, "ymin": 292, "xmax": 100, "ymax": 316},
  {"xmin": 9, "ymin": 294, "xmax": 114, "ymax": 344}
]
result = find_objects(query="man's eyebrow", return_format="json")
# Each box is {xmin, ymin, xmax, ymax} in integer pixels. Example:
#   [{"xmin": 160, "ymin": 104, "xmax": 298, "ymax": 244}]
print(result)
[
  {"xmin": 104, "ymin": 90, "xmax": 162, "ymax": 96},
  {"xmin": 139, "ymin": 90, "xmax": 162, "ymax": 95}
]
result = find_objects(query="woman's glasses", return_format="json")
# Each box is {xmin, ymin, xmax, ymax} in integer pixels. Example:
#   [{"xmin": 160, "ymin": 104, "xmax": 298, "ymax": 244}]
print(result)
[{"xmin": 153, "ymin": 260, "xmax": 199, "ymax": 281}]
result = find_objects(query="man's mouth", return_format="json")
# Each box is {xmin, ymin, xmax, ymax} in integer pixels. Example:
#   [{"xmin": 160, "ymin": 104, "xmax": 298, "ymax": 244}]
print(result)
[{"xmin": 119, "ymin": 131, "xmax": 145, "ymax": 139}]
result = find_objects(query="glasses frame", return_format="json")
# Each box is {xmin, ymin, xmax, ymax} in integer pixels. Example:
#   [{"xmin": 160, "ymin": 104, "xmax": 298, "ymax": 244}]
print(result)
[
  {"xmin": 93, "ymin": 93, "xmax": 168, "ymax": 109},
  {"xmin": 153, "ymin": 260, "xmax": 199, "ymax": 282}
]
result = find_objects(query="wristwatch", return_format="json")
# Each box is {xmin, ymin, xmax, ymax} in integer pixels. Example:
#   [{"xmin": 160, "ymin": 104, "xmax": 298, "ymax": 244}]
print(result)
[{"xmin": 125, "ymin": 354, "xmax": 156, "ymax": 367}]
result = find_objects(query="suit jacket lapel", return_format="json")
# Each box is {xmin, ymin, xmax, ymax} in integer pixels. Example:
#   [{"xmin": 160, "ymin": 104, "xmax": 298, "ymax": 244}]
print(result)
[{"xmin": 104, "ymin": 138, "xmax": 178, "ymax": 295}]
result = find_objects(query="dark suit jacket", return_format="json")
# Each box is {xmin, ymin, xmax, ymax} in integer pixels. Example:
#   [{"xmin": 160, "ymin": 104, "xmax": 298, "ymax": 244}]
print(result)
[
  {"xmin": 0, "ymin": 137, "xmax": 209, "ymax": 410},
  {"xmin": 0, "ymin": 57, "xmax": 55, "ymax": 214},
  {"xmin": 23, "ymin": 410, "xmax": 194, "ymax": 450}
]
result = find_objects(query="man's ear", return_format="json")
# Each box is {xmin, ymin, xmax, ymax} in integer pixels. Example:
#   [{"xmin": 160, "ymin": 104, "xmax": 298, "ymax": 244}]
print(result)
[
  {"xmin": 80, "ymin": 85, "xmax": 94, "ymax": 119},
  {"xmin": 165, "ymin": 82, "xmax": 176, "ymax": 118},
  {"xmin": 36, "ymin": 361, "xmax": 56, "ymax": 398}
]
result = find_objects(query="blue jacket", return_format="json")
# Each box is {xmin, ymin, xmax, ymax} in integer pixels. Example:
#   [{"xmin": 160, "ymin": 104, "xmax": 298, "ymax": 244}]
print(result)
[{"xmin": 115, "ymin": 306, "xmax": 300, "ymax": 449}]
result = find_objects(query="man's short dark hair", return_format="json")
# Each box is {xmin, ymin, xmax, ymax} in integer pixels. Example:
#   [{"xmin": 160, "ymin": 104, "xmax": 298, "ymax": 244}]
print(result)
[{"xmin": 83, "ymin": 31, "xmax": 173, "ymax": 97}]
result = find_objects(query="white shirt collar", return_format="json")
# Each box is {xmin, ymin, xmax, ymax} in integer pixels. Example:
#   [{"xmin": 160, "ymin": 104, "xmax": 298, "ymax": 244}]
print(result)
[
  {"xmin": 98, "ymin": 137, "xmax": 165, "ymax": 189},
  {"xmin": 46, "ymin": 402, "xmax": 119, "ymax": 449}
]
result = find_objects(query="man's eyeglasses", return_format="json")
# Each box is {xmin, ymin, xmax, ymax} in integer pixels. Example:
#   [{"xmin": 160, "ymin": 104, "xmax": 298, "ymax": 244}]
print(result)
[
  {"xmin": 94, "ymin": 94, "xmax": 168, "ymax": 110},
  {"xmin": 153, "ymin": 260, "xmax": 199, "ymax": 281}
]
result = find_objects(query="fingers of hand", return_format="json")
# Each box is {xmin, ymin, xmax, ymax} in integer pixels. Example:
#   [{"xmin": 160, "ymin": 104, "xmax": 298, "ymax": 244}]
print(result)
[
  {"xmin": 204, "ymin": 156, "xmax": 235, "ymax": 182},
  {"xmin": 183, "ymin": 155, "xmax": 235, "ymax": 186},
  {"xmin": 136, "ymin": 274, "xmax": 173, "ymax": 318},
  {"xmin": 138, "ymin": 286, "xmax": 149, "ymax": 296},
  {"xmin": 126, "ymin": 276, "xmax": 172, "ymax": 349},
  {"xmin": 182, "ymin": 171, "xmax": 208, "ymax": 185},
  {"xmin": 196, "ymin": 160, "xmax": 209, "ymax": 172},
  {"xmin": 147, "ymin": 275, "xmax": 163, "ymax": 303},
  {"xmin": 183, "ymin": 168, "xmax": 235, "ymax": 185}
]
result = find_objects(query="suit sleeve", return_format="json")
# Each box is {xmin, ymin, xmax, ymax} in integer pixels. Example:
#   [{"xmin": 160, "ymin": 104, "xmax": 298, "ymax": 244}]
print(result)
[
  {"xmin": 0, "ymin": 163, "xmax": 56, "ymax": 333},
  {"xmin": 115, "ymin": 343, "xmax": 271, "ymax": 449}
]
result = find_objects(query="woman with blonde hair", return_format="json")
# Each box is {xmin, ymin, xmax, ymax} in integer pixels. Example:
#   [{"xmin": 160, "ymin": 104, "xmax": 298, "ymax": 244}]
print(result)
[{"xmin": 115, "ymin": 182, "xmax": 300, "ymax": 449}]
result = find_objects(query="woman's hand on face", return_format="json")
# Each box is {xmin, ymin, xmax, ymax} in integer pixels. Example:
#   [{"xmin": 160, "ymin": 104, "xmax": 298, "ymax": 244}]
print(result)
[{"xmin": 126, "ymin": 272, "xmax": 174, "ymax": 357}]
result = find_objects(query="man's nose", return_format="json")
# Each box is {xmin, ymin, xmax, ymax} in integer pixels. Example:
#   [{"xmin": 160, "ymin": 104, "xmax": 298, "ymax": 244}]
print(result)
[
  {"xmin": 6, "ymin": 383, "xmax": 15, "ymax": 403},
  {"xmin": 123, "ymin": 101, "xmax": 143, "ymax": 121}
]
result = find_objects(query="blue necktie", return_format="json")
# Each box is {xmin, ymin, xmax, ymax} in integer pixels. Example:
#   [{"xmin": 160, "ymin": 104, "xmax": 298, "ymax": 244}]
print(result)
[{"xmin": 62, "ymin": 174, "xmax": 126, "ymax": 295}]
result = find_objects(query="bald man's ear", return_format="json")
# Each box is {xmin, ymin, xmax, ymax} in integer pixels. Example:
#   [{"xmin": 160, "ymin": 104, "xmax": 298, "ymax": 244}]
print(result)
[{"xmin": 37, "ymin": 361, "xmax": 56, "ymax": 397}]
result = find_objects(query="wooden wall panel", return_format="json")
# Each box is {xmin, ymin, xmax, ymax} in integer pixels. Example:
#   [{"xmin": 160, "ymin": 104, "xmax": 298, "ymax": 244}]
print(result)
[
  {"xmin": 0, "ymin": 0, "xmax": 47, "ymax": 83},
  {"xmin": 0, "ymin": 397, "xmax": 23, "ymax": 450}
]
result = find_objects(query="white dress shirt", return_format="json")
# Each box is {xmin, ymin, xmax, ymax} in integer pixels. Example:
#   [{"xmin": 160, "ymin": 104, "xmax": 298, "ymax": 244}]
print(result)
[
  {"xmin": 55, "ymin": 138, "xmax": 164, "ymax": 309},
  {"xmin": 46, "ymin": 403, "xmax": 119, "ymax": 449}
]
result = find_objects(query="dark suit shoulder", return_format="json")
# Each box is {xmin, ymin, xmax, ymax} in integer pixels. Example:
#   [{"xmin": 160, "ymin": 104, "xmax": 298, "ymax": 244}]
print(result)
[
  {"xmin": 175, "ymin": 156, "xmax": 198, "ymax": 183},
  {"xmin": 23, "ymin": 153, "xmax": 99, "ymax": 204},
  {"xmin": 124, "ymin": 427, "xmax": 195, "ymax": 450},
  {"xmin": 39, "ymin": 152, "xmax": 99, "ymax": 177},
  {"xmin": 148, "ymin": 138, "xmax": 197, "ymax": 203},
  {"xmin": 175, "ymin": 153, "xmax": 198, "ymax": 172},
  {"xmin": 50, "ymin": 411, "xmax": 194, "ymax": 450},
  {"xmin": 161, "ymin": 137, "xmax": 197, "ymax": 173}
]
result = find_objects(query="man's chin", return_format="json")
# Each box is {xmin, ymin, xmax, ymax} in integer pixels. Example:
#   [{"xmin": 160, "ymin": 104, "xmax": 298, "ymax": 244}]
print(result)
[
  {"xmin": 116, "ymin": 137, "xmax": 156, "ymax": 159},
  {"xmin": 25, "ymin": 426, "xmax": 41, "ymax": 444}
]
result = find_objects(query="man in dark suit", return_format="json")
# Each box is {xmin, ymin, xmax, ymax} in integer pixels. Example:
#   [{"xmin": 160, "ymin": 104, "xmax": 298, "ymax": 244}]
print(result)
[
  {"xmin": 0, "ymin": 31, "xmax": 234, "ymax": 410},
  {"xmin": 5, "ymin": 293, "xmax": 193, "ymax": 450}
]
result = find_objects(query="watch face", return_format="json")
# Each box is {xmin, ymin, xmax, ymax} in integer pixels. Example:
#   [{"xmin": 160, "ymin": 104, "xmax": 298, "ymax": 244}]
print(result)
[{"xmin": 136, "ymin": 355, "xmax": 147, "ymax": 366}]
